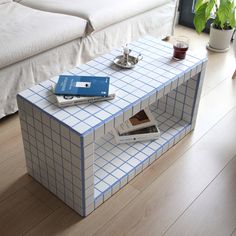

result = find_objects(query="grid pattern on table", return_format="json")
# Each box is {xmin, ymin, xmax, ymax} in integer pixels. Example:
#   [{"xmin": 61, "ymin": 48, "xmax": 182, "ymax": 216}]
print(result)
[
  {"xmin": 17, "ymin": 35, "xmax": 207, "ymax": 216},
  {"xmin": 17, "ymin": 96, "xmax": 95, "ymax": 216},
  {"xmin": 93, "ymin": 106, "xmax": 190, "ymax": 208},
  {"xmin": 93, "ymin": 72, "xmax": 200, "ymax": 207},
  {"xmin": 158, "ymin": 73, "xmax": 199, "ymax": 123},
  {"xmin": 18, "ymin": 36, "xmax": 206, "ymax": 139}
]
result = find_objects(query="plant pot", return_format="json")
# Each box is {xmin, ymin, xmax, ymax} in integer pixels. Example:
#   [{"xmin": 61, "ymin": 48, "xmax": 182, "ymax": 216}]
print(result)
[{"xmin": 208, "ymin": 24, "xmax": 234, "ymax": 52}]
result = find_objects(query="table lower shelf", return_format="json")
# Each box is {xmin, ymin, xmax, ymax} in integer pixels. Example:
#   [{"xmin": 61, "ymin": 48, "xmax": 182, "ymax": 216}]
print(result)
[{"xmin": 93, "ymin": 107, "xmax": 192, "ymax": 208}]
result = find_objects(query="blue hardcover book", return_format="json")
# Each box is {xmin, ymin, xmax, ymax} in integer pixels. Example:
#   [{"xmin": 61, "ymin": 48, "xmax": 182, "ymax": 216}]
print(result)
[{"xmin": 54, "ymin": 75, "xmax": 110, "ymax": 97}]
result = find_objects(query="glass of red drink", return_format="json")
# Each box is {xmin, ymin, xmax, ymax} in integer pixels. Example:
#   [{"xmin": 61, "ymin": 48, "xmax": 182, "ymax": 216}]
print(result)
[{"xmin": 173, "ymin": 36, "xmax": 189, "ymax": 60}]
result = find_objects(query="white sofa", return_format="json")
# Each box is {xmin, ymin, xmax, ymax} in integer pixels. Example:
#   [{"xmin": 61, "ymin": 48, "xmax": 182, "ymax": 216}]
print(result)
[{"xmin": 0, "ymin": 0, "xmax": 179, "ymax": 118}]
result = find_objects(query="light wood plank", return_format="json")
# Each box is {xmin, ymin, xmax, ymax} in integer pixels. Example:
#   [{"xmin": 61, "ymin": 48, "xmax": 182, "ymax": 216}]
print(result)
[
  {"xmin": 0, "ymin": 114, "xmax": 22, "ymax": 164},
  {"xmin": 24, "ymin": 185, "xmax": 140, "ymax": 236},
  {"xmin": 0, "ymin": 113, "xmax": 20, "ymax": 142},
  {"xmin": 0, "ymin": 135, "xmax": 24, "ymax": 164},
  {"xmin": 164, "ymin": 155, "xmax": 236, "ymax": 236},
  {"xmin": 94, "ymin": 107, "xmax": 236, "ymax": 236},
  {"xmin": 0, "ymin": 188, "xmax": 53, "ymax": 236},
  {"xmin": 25, "ymin": 181, "xmax": 64, "ymax": 211},
  {"xmin": 0, "ymin": 114, "xmax": 33, "ymax": 203},
  {"xmin": 203, "ymin": 48, "xmax": 235, "ymax": 90},
  {"xmin": 0, "ymin": 154, "xmax": 32, "ymax": 203}
]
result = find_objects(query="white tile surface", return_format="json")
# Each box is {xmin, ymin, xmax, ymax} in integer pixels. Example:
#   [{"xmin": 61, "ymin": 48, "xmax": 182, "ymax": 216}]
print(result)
[{"xmin": 18, "ymin": 35, "xmax": 206, "ymax": 216}]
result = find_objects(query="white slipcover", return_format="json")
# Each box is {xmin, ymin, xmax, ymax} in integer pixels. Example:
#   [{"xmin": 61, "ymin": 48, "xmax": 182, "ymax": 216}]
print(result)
[
  {"xmin": 0, "ymin": 2, "xmax": 87, "ymax": 69},
  {"xmin": 0, "ymin": 1, "xmax": 177, "ymax": 118},
  {"xmin": 18, "ymin": 0, "xmax": 175, "ymax": 32}
]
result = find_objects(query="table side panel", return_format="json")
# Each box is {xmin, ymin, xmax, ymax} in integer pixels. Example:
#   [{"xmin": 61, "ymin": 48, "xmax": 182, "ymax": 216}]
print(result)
[{"xmin": 17, "ymin": 96, "xmax": 95, "ymax": 216}]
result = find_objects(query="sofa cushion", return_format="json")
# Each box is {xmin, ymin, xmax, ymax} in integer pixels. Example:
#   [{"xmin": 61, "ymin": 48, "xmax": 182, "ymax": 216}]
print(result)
[
  {"xmin": 0, "ymin": 0, "xmax": 12, "ymax": 4},
  {"xmin": 0, "ymin": 2, "xmax": 87, "ymax": 69},
  {"xmin": 18, "ymin": 0, "xmax": 174, "ymax": 33}
]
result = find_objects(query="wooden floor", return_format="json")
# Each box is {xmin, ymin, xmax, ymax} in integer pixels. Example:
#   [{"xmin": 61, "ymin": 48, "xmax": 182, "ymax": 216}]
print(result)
[{"xmin": 0, "ymin": 25, "xmax": 236, "ymax": 236}]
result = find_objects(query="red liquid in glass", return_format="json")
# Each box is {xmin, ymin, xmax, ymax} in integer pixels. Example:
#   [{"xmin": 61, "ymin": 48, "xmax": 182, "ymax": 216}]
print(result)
[{"xmin": 173, "ymin": 45, "xmax": 188, "ymax": 60}]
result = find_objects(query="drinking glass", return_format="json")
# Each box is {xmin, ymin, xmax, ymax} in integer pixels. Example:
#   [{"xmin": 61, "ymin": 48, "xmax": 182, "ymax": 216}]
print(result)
[{"xmin": 173, "ymin": 36, "xmax": 189, "ymax": 60}]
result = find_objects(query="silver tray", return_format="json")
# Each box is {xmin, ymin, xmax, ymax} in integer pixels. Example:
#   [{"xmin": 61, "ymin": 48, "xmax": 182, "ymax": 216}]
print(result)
[{"xmin": 113, "ymin": 54, "xmax": 142, "ymax": 69}]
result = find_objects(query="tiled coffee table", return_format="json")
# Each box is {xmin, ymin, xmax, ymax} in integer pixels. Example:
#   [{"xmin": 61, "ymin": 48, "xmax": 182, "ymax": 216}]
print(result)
[{"xmin": 17, "ymin": 36, "xmax": 207, "ymax": 216}]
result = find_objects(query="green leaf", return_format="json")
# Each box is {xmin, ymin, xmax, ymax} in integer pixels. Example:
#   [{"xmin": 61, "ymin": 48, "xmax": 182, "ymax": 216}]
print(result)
[
  {"xmin": 194, "ymin": 0, "xmax": 235, "ymax": 32},
  {"xmin": 217, "ymin": 0, "xmax": 233, "ymax": 28},
  {"xmin": 205, "ymin": 0, "xmax": 215, "ymax": 18},
  {"xmin": 195, "ymin": 0, "xmax": 207, "ymax": 12},
  {"xmin": 229, "ymin": 5, "xmax": 236, "ymax": 27},
  {"xmin": 194, "ymin": 2, "xmax": 209, "ymax": 33}
]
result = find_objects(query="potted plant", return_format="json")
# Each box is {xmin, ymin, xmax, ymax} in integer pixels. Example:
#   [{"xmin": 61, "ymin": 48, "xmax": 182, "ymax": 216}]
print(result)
[{"xmin": 194, "ymin": 0, "xmax": 236, "ymax": 52}]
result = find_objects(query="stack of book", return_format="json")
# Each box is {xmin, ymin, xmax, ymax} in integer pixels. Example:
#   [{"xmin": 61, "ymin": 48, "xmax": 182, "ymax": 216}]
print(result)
[
  {"xmin": 113, "ymin": 108, "xmax": 160, "ymax": 144},
  {"xmin": 52, "ymin": 75, "xmax": 115, "ymax": 107}
]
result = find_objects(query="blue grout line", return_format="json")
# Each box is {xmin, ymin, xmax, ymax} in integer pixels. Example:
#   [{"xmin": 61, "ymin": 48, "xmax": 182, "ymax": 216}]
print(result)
[{"xmin": 80, "ymin": 138, "xmax": 86, "ymax": 216}]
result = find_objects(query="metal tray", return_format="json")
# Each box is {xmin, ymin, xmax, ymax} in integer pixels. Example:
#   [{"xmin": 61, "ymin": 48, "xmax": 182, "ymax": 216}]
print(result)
[{"xmin": 113, "ymin": 54, "xmax": 142, "ymax": 69}]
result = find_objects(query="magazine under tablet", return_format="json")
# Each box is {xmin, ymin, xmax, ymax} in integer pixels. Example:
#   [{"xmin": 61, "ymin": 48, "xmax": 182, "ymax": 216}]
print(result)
[{"xmin": 113, "ymin": 124, "xmax": 160, "ymax": 144}]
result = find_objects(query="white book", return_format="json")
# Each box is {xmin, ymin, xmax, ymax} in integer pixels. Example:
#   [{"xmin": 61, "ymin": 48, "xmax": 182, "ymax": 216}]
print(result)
[
  {"xmin": 55, "ymin": 93, "xmax": 115, "ymax": 107},
  {"xmin": 117, "ymin": 108, "xmax": 157, "ymax": 135},
  {"xmin": 51, "ymin": 85, "xmax": 115, "ymax": 107},
  {"xmin": 113, "ymin": 124, "xmax": 160, "ymax": 144}
]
